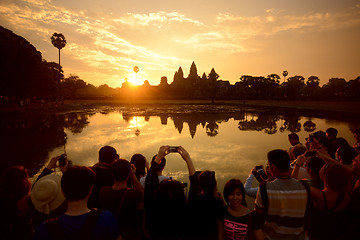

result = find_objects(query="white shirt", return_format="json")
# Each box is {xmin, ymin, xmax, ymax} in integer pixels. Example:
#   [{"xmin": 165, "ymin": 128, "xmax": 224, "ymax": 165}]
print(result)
[{"xmin": 139, "ymin": 175, "xmax": 171, "ymax": 188}]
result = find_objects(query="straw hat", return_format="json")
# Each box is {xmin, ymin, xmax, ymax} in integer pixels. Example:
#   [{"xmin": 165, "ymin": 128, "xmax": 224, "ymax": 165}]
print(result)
[{"xmin": 31, "ymin": 174, "xmax": 65, "ymax": 215}]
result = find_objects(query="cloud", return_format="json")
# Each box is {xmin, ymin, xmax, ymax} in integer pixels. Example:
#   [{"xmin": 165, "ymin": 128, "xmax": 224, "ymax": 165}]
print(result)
[
  {"xmin": 113, "ymin": 11, "xmax": 204, "ymax": 27},
  {"xmin": 215, "ymin": 7, "xmax": 360, "ymax": 38}
]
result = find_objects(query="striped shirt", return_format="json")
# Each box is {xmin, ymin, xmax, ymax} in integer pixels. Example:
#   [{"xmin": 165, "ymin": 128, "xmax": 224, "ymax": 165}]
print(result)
[{"xmin": 255, "ymin": 178, "xmax": 308, "ymax": 240}]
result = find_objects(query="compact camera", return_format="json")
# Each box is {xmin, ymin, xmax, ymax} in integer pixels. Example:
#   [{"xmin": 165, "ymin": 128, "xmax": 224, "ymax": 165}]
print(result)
[
  {"xmin": 169, "ymin": 146, "xmax": 179, "ymax": 153},
  {"xmin": 255, "ymin": 165, "xmax": 268, "ymax": 180},
  {"xmin": 58, "ymin": 154, "xmax": 67, "ymax": 166}
]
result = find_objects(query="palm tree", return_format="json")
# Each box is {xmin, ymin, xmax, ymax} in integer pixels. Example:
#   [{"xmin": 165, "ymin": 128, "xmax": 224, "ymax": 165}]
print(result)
[
  {"xmin": 51, "ymin": 33, "xmax": 66, "ymax": 66},
  {"xmin": 282, "ymin": 70, "xmax": 288, "ymax": 82}
]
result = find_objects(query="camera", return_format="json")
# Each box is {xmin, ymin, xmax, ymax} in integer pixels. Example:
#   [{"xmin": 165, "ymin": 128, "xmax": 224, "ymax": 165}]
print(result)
[
  {"xmin": 169, "ymin": 146, "xmax": 179, "ymax": 153},
  {"xmin": 255, "ymin": 165, "xmax": 268, "ymax": 180},
  {"xmin": 58, "ymin": 154, "xmax": 67, "ymax": 166}
]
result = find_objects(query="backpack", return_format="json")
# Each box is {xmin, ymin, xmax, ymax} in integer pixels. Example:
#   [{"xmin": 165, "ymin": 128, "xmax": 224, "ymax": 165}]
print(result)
[{"xmin": 46, "ymin": 209, "xmax": 102, "ymax": 240}]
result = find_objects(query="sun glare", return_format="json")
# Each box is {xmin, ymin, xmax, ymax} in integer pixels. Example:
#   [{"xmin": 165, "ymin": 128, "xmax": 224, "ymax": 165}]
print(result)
[{"xmin": 127, "ymin": 73, "xmax": 143, "ymax": 86}]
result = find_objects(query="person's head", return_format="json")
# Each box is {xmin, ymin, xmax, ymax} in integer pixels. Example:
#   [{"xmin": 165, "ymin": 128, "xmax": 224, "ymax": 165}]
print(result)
[
  {"xmin": 199, "ymin": 170, "xmax": 217, "ymax": 196},
  {"xmin": 317, "ymin": 137, "xmax": 330, "ymax": 152},
  {"xmin": 223, "ymin": 179, "xmax": 247, "ymax": 207},
  {"xmin": 98, "ymin": 146, "xmax": 118, "ymax": 164},
  {"xmin": 353, "ymin": 128, "xmax": 360, "ymax": 143},
  {"xmin": 353, "ymin": 154, "xmax": 360, "ymax": 173},
  {"xmin": 288, "ymin": 133, "xmax": 300, "ymax": 146},
  {"xmin": 313, "ymin": 131, "xmax": 326, "ymax": 141},
  {"xmin": 306, "ymin": 157, "xmax": 325, "ymax": 179},
  {"xmin": 31, "ymin": 174, "xmax": 65, "ymax": 215},
  {"xmin": 157, "ymin": 179, "xmax": 186, "ymax": 206},
  {"xmin": 320, "ymin": 163, "xmax": 351, "ymax": 194},
  {"xmin": 336, "ymin": 145, "xmax": 357, "ymax": 165},
  {"xmin": 61, "ymin": 166, "xmax": 96, "ymax": 201},
  {"xmin": 151, "ymin": 154, "xmax": 166, "ymax": 172},
  {"xmin": 326, "ymin": 128, "xmax": 338, "ymax": 139},
  {"xmin": 291, "ymin": 145, "xmax": 307, "ymax": 159},
  {"xmin": 267, "ymin": 149, "xmax": 290, "ymax": 175},
  {"xmin": 0, "ymin": 165, "xmax": 31, "ymax": 201},
  {"xmin": 111, "ymin": 159, "xmax": 131, "ymax": 182},
  {"xmin": 131, "ymin": 154, "xmax": 148, "ymax": 179}
]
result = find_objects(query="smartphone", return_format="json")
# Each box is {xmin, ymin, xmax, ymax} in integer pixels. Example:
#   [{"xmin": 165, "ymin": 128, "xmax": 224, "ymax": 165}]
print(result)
[
  {"xmin": 169, "ymin": 146, "xmax": 179, "ymax": 153},
  {"xmin": 58, "ymin": 154, "xmax": 67, "ymax": 166}
]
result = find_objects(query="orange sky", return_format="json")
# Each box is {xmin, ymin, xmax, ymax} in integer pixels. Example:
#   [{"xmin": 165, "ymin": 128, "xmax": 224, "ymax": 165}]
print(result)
[{"xmin": 1, "ymin": 0, "xmax": 360, "ymax": 87}]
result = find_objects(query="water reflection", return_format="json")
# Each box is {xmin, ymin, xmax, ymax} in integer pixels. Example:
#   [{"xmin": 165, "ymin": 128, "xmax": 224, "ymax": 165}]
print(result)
[
  {"xmin": 1, "ymin": 105, "xmax": 359, "ymax": 193},
  {"xmin": 0, "ymin": 112, "xmax": 67, "ymax": 176}
]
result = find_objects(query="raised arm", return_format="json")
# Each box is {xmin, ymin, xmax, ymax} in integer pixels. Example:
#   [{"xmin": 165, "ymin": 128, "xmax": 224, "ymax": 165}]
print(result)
[
  {"xmin": 244, "ymin": 169, "xmax": 258, "ymax": 198},
  {"xmin": 178, "ymin": 146, "xmax": 195, "ymax": 176},
  {"xmin": 291, "ymin": 154, "xmax": 307, "ymax": 179},
  {"xmin": 130, "ymin": 164, "xmax": 144, "ymax": 194}
]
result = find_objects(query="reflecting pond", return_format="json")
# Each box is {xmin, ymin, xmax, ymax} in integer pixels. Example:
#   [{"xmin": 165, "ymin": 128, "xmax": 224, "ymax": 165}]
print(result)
[{"xmin": 1, "ymin": 104, "xmax": 359, "ymax": 193}]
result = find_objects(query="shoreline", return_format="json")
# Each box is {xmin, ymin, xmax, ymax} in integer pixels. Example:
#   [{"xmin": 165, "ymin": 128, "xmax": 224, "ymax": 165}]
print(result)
[{"xmin": 1, "ymin": 99, "xmax": 360, "ymax": 116}]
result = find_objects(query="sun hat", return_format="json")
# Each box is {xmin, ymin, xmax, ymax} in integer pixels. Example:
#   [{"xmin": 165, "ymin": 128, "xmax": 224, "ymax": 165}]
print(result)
[{"xmin": 31, "ymin": 174, "xmax": 65, "ymax": 215}]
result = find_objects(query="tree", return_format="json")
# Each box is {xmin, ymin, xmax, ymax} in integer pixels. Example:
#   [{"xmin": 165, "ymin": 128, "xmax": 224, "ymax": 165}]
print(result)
[
  {"xmin": 61, "ymin": 75, "xmax": 86, "ymax": 99},
  {"xmin": 51, "ymin": 33, "xmax": 66, "ymax": 66},
  {"xmin": 282, "ymin": 70, "xmax": 288, "ymax": 82},
  {"xmin": 347, "ymin": 76, "xmax": 360, "ymax": 100},
  {"xmin": 267, "ymin": 74, "xmax": 281, "ymax": 84},
  {"xmin": 305, "ymin": 76, "xmax": 320, "ymax": 99},
  {"xmin": 322, "ymin": 77, "xmax": 347, "ymax": 100},
  {"xmin": 0, "ymin": 26, "xmax": 61, "ymax": 97},
  {"xmin": 283, "ymin": 75, "xmax": 305, "ymax": 99}
]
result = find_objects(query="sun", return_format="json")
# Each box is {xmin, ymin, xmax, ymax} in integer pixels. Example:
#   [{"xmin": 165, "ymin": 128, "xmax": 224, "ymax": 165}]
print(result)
[{"xmin": 127, "ymin": 73, "xmax": 143, "ymax": 86}]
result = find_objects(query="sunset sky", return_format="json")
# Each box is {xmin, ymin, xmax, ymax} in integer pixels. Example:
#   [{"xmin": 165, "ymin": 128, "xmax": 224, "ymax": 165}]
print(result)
[{"xmin": 1, "ymin": 0, "xmax": 360, "ymax": 88}]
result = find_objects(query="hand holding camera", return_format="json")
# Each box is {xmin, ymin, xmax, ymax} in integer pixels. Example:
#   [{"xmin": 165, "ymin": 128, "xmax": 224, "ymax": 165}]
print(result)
[
  {"xmin": 169, "ymin": 146, "xmax": 179, "ymax": 153},
  {"xmin": 58, "ymin": 154, "xmax": 67, "ymax": 166},
  {"xmin": 252, "ymin": 165, "xmax": 268, "ymax": 183},
  {"xmin": 45, "ymin": 154, "xmax": 67, "ymax": 171}
]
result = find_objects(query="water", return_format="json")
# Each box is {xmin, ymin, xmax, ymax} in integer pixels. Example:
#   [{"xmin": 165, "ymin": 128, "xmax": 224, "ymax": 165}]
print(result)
[{"xmin": 1, "ymin": 104, "xmax": 358, "ymax": 196}]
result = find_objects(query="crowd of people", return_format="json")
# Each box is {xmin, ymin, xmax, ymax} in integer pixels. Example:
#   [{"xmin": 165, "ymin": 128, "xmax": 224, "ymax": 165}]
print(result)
[{"xmin": 1, "ymin": 127, "xmax": 360, "ymax": 240}]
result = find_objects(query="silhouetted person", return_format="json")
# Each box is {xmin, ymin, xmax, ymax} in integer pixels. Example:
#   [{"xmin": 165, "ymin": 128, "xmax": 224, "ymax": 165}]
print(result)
[
  {"xmin": 100, "ymin": 159, "xmax": 144, "ymax": 240},
  {"xmin": 88, "ymin": 146, "xmax": 119, "ymax": 209}
]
